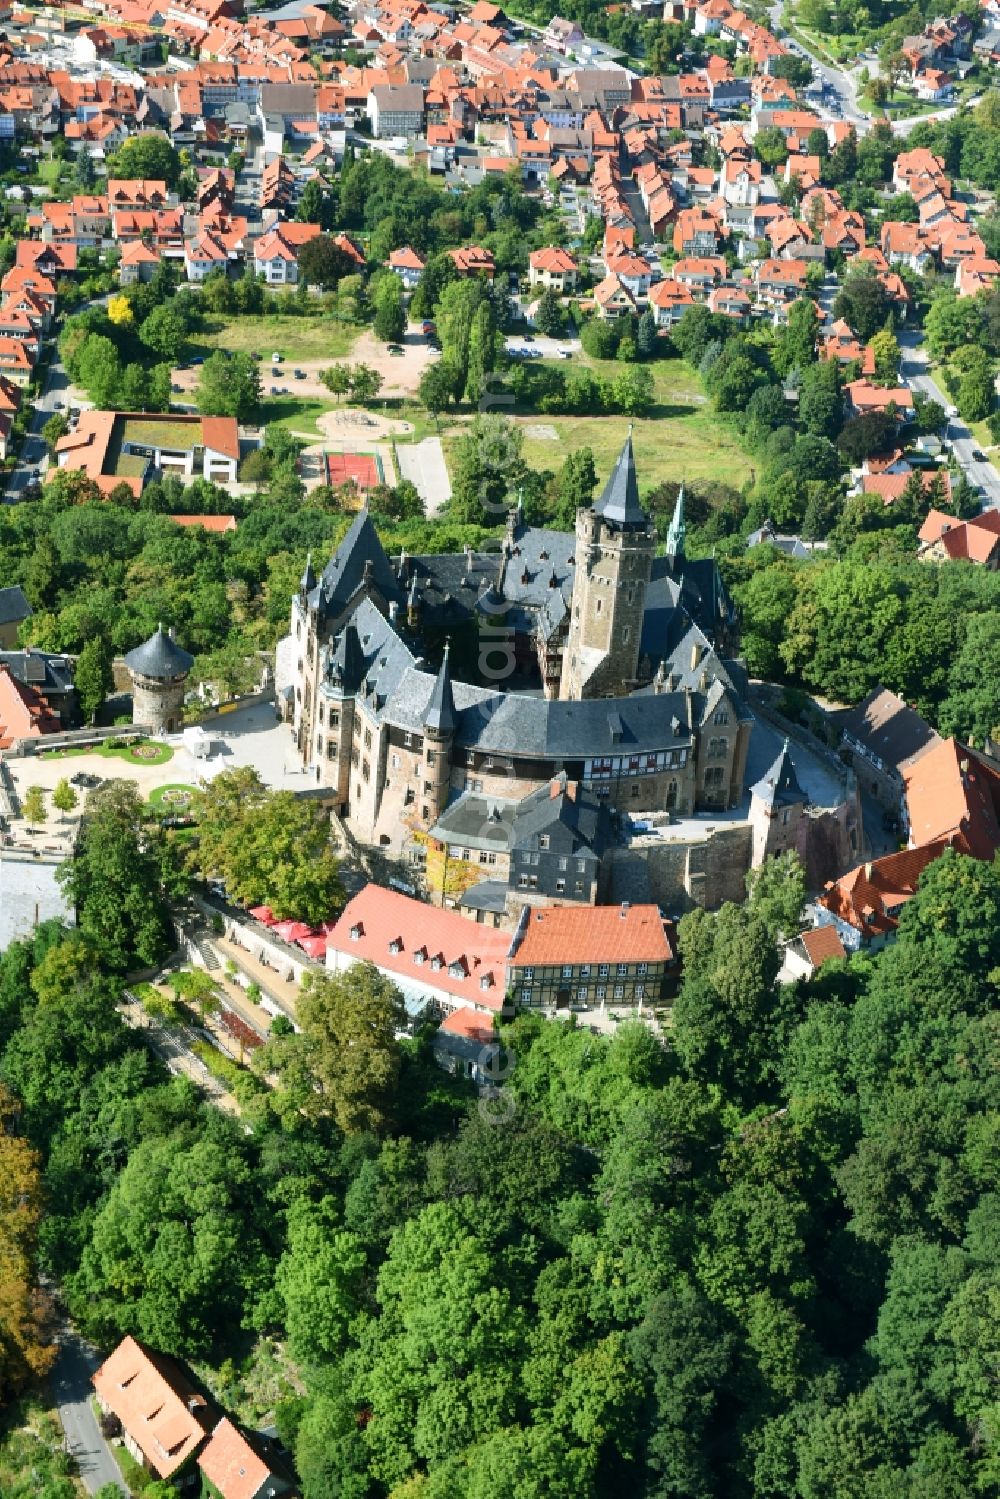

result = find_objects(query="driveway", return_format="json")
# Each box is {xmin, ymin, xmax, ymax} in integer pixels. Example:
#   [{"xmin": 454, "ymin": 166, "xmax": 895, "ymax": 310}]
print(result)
[
  {"xmin": 51, "ymin": 1326, "xmax": 126, "ymax": 1495},
  {"xmin": 898, "ymin": 329, "xmax": 1000, "ymax": 507}
]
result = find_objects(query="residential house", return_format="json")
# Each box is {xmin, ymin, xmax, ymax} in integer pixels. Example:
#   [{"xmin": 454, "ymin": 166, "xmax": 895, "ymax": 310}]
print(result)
[
  {"xmin": 92, "ymin": 1336, "xmax": 214, "ymax": 1485},
  {"xmin": 528, "ymin": 245, "xmax": 579, "ymax": 292},
  {"xmin": 55, "ymin": 411, "xmax": 245, "ymax": 496},
  {"xmin": 592, "ymin": 271, "xmax": 636, "ymax": 318},
  {"xmin": 917, "ymin": 507, "xmax": 1000, "ymax": 567},
  {"xmin": 844, "ymin": 380, "xmax": 915, "ymax": 421},
  {"xmin": 118, "ymin": 241, "xmax": 161, "ymax": 285},
  {"xmin": 388, "ymin": 245, "xmax": 426, "ymax": 289},
  {"xmin": 709, "ymin": 283, "xmax": 752, "ymax": 321},
  {"xmin": 196, "ymin": 1417, "xmax": 296, "ymax": 1499},
  {"xmin": 755, "ymin": 257, "xmax": 809, "ymax": 306},
  {"xmin": 903, "ymin": 737, "xmax": 1000, "ymax": 860},
  {"xmin": 252, "ymin": 222, "xmax": 321, "ymax": 285},
  {"xmin": 367, "ymin": 82, "xmax": 424, "ymax": 138},
  {"xmin": 780, "ymin": 924, "xmax": 847, "ymax": 981},
  {"xmin": 0, "ymin": 335, "xmax": 34, "ymax": 386},
  {"xmin": 880, "ymin": 221, "xmax": 933, "ymax": 272},
  {"xmin": 447, "ymin": 244, "xmax": 495, "ymax": 279},
  {"xmin": 432, "ymin": 1005, "xmax": 498, "ymax": 1082},
  {"xmin": 648, "ymin": 276, "xmax": 695, "ymax": 326}
]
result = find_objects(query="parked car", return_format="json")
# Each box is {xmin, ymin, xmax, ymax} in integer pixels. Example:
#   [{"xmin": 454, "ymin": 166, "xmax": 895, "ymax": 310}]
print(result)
[
  {"xmin": 388, "ymin": 344, "xmax": 404, "ymax": 355},
  {"xmin": 190, "ymin": 356, "xmax": 204, "ymax": 366},
  {"xmin": 271, "ymin": 352, "xmax": 282, "ymax": 364},
  {"xmin": 294, "ymin": 369, "xmax": 306, "ymax": 379},
  {"xmin": 972, "ymin": 449, "xmax": 986, "ymax": 462}
]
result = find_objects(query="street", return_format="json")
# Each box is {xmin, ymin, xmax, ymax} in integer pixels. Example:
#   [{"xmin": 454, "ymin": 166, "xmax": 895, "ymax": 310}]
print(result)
[
  {"xmin": 769, "ymin": 0, "xmax": 870, "ymax": 131},
  {"xmin": 51, "ymin": 1325, "xmax": 127, "ymax": 1495},
  {"xmin": 5, "ymin": 351, "xmax": 70, "ymax": 498},
  {"xmin": 898, "ymin": 328, "xmax": 1000, "ymax": 508}
]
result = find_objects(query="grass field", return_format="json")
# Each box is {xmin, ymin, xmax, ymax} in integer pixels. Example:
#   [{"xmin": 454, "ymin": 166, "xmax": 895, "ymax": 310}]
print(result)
[
  {"xmin": 197, "ymin": 316, "xmax": 360, "ymax": 364},
  {"xmin": 514, "ymin": 358, "xmax": 756, "ymax": 492},
  {"xmin": 258, "ymin": 396, "xmax": 337, "ymax": 437}
]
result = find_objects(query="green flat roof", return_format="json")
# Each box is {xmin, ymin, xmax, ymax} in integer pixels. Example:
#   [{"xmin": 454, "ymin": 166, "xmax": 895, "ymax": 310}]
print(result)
[{"xmin": 120, "ymin": 417, "xmax": 200, "ymax": 450}]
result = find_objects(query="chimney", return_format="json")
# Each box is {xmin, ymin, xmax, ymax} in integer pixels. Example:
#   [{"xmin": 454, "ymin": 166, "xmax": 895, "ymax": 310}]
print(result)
[
  {"xmin": 388, "ymin": 600, "xmax": 399, "ymax": 624},
  {"xmin": 960, "ymin": 758, "xmax": 969, "ymax": 774},
  {"xmin": 690, "ymin": 641, "xmax": 703, "ymax": 671},
  {"xmin": 566, "ymin": 779, "xmax": 577, "ymax": 802},
  {"xmin": 864, "ymin": 862, "xmax": 872, "ymax": 880},
  {"xmin": 619, "ymin": 901, "xmax": 629, "ymax": 918}
]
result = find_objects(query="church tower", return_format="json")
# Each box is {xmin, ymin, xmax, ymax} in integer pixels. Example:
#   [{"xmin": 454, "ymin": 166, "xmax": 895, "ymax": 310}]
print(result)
[{"xmin": 559, "ymin": 434, "xmax": 657, "ymax": 701}]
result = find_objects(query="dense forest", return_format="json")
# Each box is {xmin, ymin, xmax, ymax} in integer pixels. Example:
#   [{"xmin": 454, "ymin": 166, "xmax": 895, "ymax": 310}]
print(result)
[{"xmin": 2, "ymin": 786, "xmax": 1000, "ymax": 1496}]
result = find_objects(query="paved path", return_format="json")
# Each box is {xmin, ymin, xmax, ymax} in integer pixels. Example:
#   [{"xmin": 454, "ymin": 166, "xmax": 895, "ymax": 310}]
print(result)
[
  {"xmin": 51, "ymin": 1327, "xmax": 126, "ymax": 1495},
  {"xmin": 898, "ymin": 329, "xmax": 1000, "ymax": 508},
  {"xmin": 396, "ymin": 435, "xmax": 452, "ymax": 515}
]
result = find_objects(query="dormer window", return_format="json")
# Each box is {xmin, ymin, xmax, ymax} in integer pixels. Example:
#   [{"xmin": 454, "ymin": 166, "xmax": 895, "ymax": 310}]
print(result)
[
  {"xmin": 349, "ymin": 923, "xmax": 364, "ymax": 941},
  {"xmin": 430, "ymin": 954, "xmax": 443, "ymax": 971},
  {"xmin": 480, "ymin": 973, "xmax": 493, "ymax": 990},
  {"xmin": 388, "ymin": 937, "xmax": 403, "ymax": 954},
  {"xmin": 448, "ymin": 960, "xmax": 465, "ymax": 979},
  {"xmin": 413, "ymin": 946, "xmax": 426, "ymax": 965}
]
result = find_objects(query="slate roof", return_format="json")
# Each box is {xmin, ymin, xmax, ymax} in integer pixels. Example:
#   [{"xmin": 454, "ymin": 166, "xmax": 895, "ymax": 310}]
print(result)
[
  {"xmin": 751, "ymin": 738, "xmax": 805, "ymax": 808},
  {"xmin": 593, "ymin": 433, "xmax": 647, "ymax": 530},
  {"xmin": 313, "ymin": 509, "xmax": 401, "ymax": 623},
  {"xmin": 839, "ymin": 687, "xmax": 940, "ymax": 774},
  {"xmin": 123, "ymin": 625, "xmax": 194, "ymax": 680},
  {"xmin": 510, "ymin": 774, "xmax": 609, "ymax": 857},
  {"xmin": 0, "ymin": 584, "xmax": 31, "ymax": 627},
  {"xmin": 423, "ymin": 643, "xmax": 456, "ymax": 733}
]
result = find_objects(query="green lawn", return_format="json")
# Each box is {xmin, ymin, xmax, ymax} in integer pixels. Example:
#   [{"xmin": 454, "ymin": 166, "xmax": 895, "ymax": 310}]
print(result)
[
  {"xmin": 197, "ymin": 316, "xmax": 360, "ymax": 364},
  {"xmin": 258, "ymin": 396, "xmax": 336, "ymax": 438},
  {"xmin": 514, "ymin": 358, "xmax": 755, "ymax": 492},
  {"xmin": 40, "ymin": 738, "xmax": 173, "ymax": 766}
]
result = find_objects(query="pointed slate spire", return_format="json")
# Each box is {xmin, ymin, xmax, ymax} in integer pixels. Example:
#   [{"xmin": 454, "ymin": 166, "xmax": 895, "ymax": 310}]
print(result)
[
  {"xmin": 594, "ymin": 430, "xmax": 647, "ymax": 529},
  {"xmin": 423, "ymin": 640, "xmax": 455, "ymax": 735},
  {"xmin": 666, "ymin": 483, "xmax": 686, "ymax": 560},
  {"xmin": 751, "ymin": 738, "xmax": 805, "ymax": 809},
  {"xmin": 300, "ymin": 550, "xmax": 316, "ymax": 595}
]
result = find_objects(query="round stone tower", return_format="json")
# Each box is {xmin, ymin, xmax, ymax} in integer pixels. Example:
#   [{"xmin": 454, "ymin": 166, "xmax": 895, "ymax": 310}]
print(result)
[{"xmin": 124, "ymin": 624, "xmax": 194, "ymax": 735}]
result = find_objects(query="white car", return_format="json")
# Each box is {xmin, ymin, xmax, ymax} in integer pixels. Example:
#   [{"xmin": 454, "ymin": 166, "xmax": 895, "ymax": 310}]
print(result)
[{"xmin": 271, "ymin": 352, "xmax": 282, "ymax": 364}]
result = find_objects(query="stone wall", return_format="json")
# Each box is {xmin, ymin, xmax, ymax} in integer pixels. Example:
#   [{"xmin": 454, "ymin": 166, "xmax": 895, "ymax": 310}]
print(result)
[{"xmin": 608, "ymin": 824, "xmax": 754, "ymax": 915}]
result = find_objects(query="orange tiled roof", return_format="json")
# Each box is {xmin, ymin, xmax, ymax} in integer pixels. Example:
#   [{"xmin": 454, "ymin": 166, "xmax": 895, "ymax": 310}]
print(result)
[
  {"xmin": 92, "ymin": 1337, "xmax": 212, "ymax": 1480},
  {"xmin": 511, "ymin": 902, "xmax": 674, "ymax": 967}
]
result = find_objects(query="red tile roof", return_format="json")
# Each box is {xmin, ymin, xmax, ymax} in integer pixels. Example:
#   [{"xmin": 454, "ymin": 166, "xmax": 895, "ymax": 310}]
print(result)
[
  {"xmin": 197, "ymin": 1419, "xmax": 275, "ymax": 1499},
  {"xmin": 327, "ymin": 885, "xmax": 511, "ymax": 1011},
  {"xmin": 800, "ymin": 925, "xmax": 847, "ymax": 967},
  {"xmin": 819, "ymin": 841, "xmax": 947, "ymax": 938},
  {"xmin": 92, "ymin": 1337, "xmax": 212, "ymax": 1480},
  {"xmin": 510, "ymin": 902, "xmax": 674, "ymax": 967},
  {"xmin": 903, "ymin": 738, "xmax": 1000, "ymax": 861}
]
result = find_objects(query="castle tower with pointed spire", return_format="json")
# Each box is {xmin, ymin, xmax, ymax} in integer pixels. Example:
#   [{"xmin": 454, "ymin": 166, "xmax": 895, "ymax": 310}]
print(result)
[
  {"xmin": 559, "ymin": 433, "xmax": 657, "ymax": 701},
  {"xmin": 421, "ymin": 641, "xmax": 456, "ymax": 823},
  {"xmin": 749, "ymin": 738, "xmax": 808, "ymax": 866}
]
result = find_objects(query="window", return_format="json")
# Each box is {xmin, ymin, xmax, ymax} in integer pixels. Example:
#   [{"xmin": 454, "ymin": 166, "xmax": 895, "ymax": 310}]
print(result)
[
  {"xmin": 635, "ymin": 984, "xmax": 645, "ymax": 1001},
  {"xmin": 330, "ymin": 710, "xmax": 339, "ymax": 729},
  {"xmin": 577, "ymin": 859, "xmax": 587, "ymax": 873},
  {"xmin": 596, "ymin": 986, "xmax": 606, "ymax": 1002},
  {"xmin": 713, "ymin": 708, "xmax": 729, "ymax": 725},
  {"xmin": 364, "ymin": 730, "xmax": 371, "ymax": 749},
  {"xmin": 577, "ymin": 986, "xmax": 588, "ymax": 1002},
  {"xmin": 556, "ymin": 879, "xmax": 565, "ymax": 893},
  {"xmin": 519, "ymin": 874, "xmax": 529, "ymax": 887},
  {"xmin": 404, "ymin": 732, "xmax": 413, "ymax": 748},
  {"xmin": 598, "ymin": 964, "xmax": 609, "ymax": 978},
  {"xmin": 622, "ymin": 626, "xmax": 630, "ymax": 645},
  {"xmin": 708, "ymin": 736, "xmax": 728, "ymax": 759},
  {"xmin": 575, "ymin": 881, "xmax": 584, "ymax": 894},
  {"xmin": 529, "ymin": 875, "xmax": 538, "ymax": 888},
  {"xmin": 391, "ymin": 753, "xmax": 399, "ymax": 770},
  {"xmin": 704, "ymin": 766, "xmax": 725, "ymax": 788},
  {"xmin": 362, "ymin": 760, "xmax": 370, "ymax": 782},
  {"xmin": 317, "ymin": 736, "xmax": 323, "ymax": 754},
  {"xmin": 638, "ymin": 962, "xmax": 648, "ymax": 976},
  {"xmin": 596, "ymin": 599, "xmax": 603, "ymax": 615},
  {"xmin": 427, "ymin": 749, "xmax": 435, "ymax": 765},
  {"xmin": 539, "ymin": 835, "xmax": 550, "ymax": 850},
  {"xmin": 521, "ymin": 988, "xmax": 533, "ymax": 1004},
  {"xmin": 487, "ymin": 852, "xmax": 496, "ymax": 865},
  {"xmin": 666, "ymin": 780, "xmax": 678, "ymax": 809},
  {"xmin": 631, "ymin": 784, "xmax": 640, "ymax": 798},
  {"xmin": 616, "ymin": 963, "xmax": 627, "ymax": 976},
  {"xmin": 561, "ymin": 964, "xmax": 573, "ymax": 978},
  {"xmin": 614, "ymin": 984, "xmax": 625, "ymax": 1000},
  {"xmin": 524, "ymin": 968, "xmax": 534, "ymax": 982},
  {"xmin": 328, "ymin": 742, "xmax": 337, "ymax": 759},
  {"xmin": 558, "ymin": 856, "xmax": 568, "ymax": 871}
]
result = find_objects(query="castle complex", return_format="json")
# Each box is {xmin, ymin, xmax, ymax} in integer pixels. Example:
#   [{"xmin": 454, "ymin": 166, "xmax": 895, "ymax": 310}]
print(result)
[{"xmin": 277, "ymin": 438, "xmax": 764, "ymax": 866}]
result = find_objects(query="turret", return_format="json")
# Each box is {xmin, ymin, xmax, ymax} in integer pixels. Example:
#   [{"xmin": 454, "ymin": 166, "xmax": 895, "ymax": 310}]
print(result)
[
  {"xmin": 407, "ymin": 572, "xmax": 421, "ymax": 630},
  {"xmin": 421, "ymin": 642, "xmax": 455, "ymax": 822},
  {"xmin": 300, "ymin": 550, "xmax": 316, "ymax": 600}
]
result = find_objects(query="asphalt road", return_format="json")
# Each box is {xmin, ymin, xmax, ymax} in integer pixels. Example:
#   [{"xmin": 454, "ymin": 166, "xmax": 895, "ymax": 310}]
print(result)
[
  {"xmin": 769, "ymin": 0, "xmax": 870, "ymax": 131},
  {"xmin": 6, "ymin": 353, "xmax": 70, "ymax": 498},
  {"xmin": 51, "ymin": 1326, "xmax": 127, "ymax": 1495},
  {"xmin": 898, "ymin": 329, "xmax": 1000, "ymax": 508}
]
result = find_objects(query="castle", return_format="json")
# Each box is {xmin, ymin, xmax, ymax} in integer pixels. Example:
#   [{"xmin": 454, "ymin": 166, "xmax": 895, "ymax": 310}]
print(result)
[{"xmin": 277, "ymin": 437, "xmax": 765, "ymax": 867}]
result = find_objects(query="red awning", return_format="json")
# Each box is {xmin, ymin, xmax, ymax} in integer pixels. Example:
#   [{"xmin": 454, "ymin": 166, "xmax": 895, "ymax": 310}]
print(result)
[
  {"xmin": 249, "ymin": 905, "xmax": 276, "ymax": 925},
  {"xmin": 298, "ymin": 935, "xmax": 328, "ymax": 959},
  {"xmin": 274, "ymin": 919, "xmax": 314, "ymax": 943}
]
